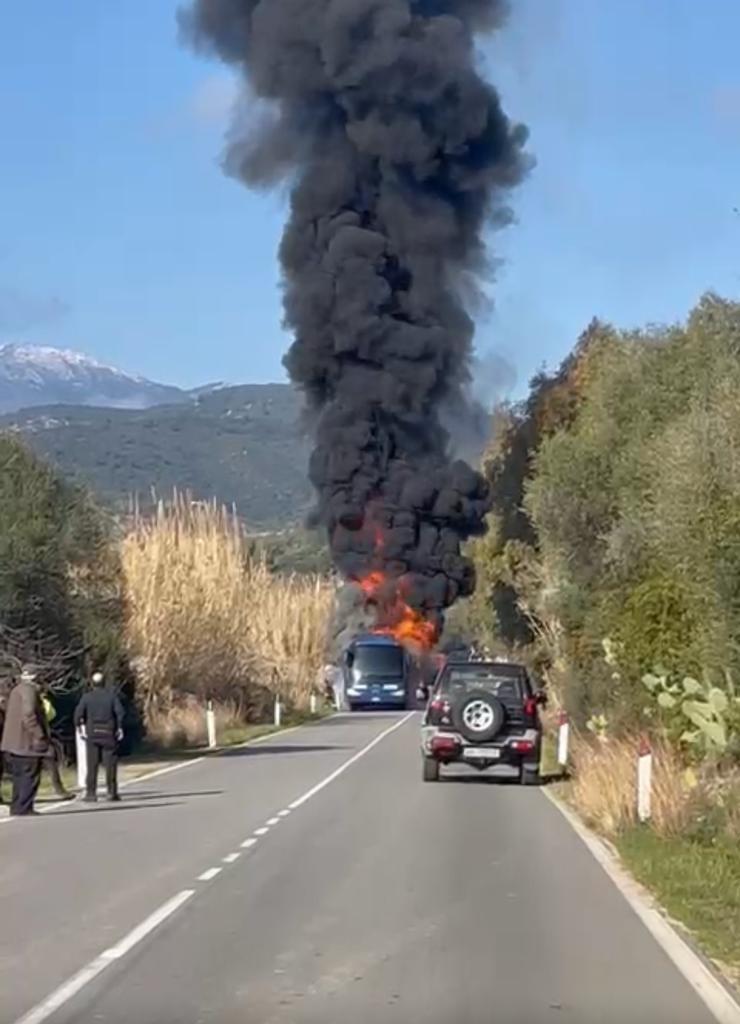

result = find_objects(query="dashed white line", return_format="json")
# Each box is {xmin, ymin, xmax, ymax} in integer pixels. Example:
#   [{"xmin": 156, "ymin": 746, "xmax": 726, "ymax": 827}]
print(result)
[
  {"xmin": 197, "ymin": 867, "xmax": 222, "ymax": 882},
  {"xmin": 223, "ymin": 853, "xmax": 240, "ymax": 864},
  {"xmin": 266, "ymin": 817, "xmax": 281, "ymax": 826},
  {"xmin": 11, "ymin": 712, "xmax": 416, "ymax": 1024},
  {"xmin": 12, "ymin": 889, "xmax": 195, "ymax": 1024}
]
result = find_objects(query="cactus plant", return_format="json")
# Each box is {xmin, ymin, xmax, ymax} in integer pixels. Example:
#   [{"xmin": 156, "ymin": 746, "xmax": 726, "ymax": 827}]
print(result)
[{"xmin": 642, "ymin": 669, "xmax": 740, "ymax": 755}]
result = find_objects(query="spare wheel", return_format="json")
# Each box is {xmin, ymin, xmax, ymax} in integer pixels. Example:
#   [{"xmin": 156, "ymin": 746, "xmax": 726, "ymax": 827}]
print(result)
[{"xmin": 453, "ymin": 689, "xmax": 505, "ymax": 744}]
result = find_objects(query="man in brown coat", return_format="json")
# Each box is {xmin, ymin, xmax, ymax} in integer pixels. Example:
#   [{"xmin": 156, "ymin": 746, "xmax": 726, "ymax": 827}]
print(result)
[{"xmin": 0, "ymin": 665, "xmax": 50, "ymax": 816}]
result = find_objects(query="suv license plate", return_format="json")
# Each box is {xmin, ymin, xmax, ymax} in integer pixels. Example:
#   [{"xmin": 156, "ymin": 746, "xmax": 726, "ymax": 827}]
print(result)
[{"xmin": 465, "ymin": 747, "xmax": 500, "ymax": 760}]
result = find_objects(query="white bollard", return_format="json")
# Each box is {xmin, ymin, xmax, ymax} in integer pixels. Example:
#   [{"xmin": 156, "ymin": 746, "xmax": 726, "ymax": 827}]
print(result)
[
  {"xmin": 637, "ymin": 737, "xmax": 652, "ymax": 822},
  {"xmin": 274, "ymin": 696, "xmax": 282, "ymax": 728},
  {"xmin": 310, "ymin": 692, "xmax": 317, "ymax": 716},
  {"xmin": 206, "ymin": 700, "xmax": 217, "ymax": 749},
  {"xmin": 75, "ymin": 727, "xmax": 87, "ymax": 791},
  {"xmin": 557, "ymin": 710, "xmax": 570, "ymax": 767}
]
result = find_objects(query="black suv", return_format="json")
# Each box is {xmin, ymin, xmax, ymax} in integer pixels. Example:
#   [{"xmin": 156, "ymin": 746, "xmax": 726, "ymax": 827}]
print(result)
[{"xmin": 420, "ymin": 659, "xmax": 546, "ymax": 784}]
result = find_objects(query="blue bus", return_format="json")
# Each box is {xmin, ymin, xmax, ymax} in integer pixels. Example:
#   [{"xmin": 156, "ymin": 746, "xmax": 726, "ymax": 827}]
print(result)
[{"xmin": 342, "ymin": 634, "xmax": 412, "ymax": 710}]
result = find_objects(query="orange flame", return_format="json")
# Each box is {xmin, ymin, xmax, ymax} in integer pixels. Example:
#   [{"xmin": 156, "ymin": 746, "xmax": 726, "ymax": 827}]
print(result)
[{"xmin": 357, "ymin": 569, "xmax": 438, "ymax": 651}]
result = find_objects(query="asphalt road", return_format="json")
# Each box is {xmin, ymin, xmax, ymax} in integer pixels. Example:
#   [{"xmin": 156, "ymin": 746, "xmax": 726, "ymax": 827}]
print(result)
[{"xmin": 0, "ymin": 712, "xmax": 722, "ymax": 1024}]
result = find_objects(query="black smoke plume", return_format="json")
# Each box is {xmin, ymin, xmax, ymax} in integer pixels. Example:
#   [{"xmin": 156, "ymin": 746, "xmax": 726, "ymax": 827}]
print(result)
[{"xmin": 181, "ymin": 0, "xmax": 529, "ymax": 643}]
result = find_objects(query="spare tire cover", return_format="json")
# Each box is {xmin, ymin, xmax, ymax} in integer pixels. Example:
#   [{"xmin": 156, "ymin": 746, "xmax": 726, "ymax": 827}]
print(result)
[{"xmin": 452, "ymin": 689, "xmax": 506, "ymax": 743}]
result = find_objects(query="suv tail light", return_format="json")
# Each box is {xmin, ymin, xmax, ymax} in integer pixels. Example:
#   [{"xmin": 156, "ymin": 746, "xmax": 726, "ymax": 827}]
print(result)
[
  {"xmin": 511, "ymin": 739, "xmax": 535, "ymax": 753},
  {"xmin": 429, "ymin": 697, "xmax": 452, "ymax": 725},
  {"xmin": 523, "ymin": 696, "xmax": 537, "ymax": 720},
  {"xmin": 431, "ymin": 735, "xmax": 460, "ymax": 757}
]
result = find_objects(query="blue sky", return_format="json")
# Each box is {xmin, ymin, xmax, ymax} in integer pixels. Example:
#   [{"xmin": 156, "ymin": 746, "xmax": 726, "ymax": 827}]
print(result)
[{"xmin": 1, "ymin": 1, "xmax": 739, "ymax": 395}]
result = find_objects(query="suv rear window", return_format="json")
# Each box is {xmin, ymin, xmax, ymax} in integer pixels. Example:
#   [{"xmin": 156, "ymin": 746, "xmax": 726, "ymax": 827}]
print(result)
[{"xmin": 438, "ymin": 667, "xmax": 525, "ymax": 702}]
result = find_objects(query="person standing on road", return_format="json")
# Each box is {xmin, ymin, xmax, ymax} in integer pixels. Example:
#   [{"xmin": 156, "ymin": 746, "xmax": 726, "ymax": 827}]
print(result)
[
  {"xmin": 0, "ymin": 681, "xmax": 7, "ymax": 805},
  {"xmin": 329, "ymin": 662, "xmax": 345, "ymax": 711},
  {"xmin": 0, "ymin": 665, "xmax": 51, "ymax": 817},
  {"xmin": 40, "ymin": 687, "xmax": 73, "ymax": 800},
  {"xmin": 74, "ymin": 671, "xmax": 124, "ymax": 803}
]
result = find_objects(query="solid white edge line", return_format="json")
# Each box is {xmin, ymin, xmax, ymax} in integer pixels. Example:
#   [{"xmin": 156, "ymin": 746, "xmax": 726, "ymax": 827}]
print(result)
[
  {"xmin": 223, "ymin": 853, "xmax": 240, "ymax": 864},
  {"xmin": 288, "ymin": 711, "xmax": 415, "ymax": 811},
  {"xmin": 9, "ymin": 717, "xmax": 341, "ymax": 823},
  {"xmin": 12, "ymin": 890, "xmax": 195, "ymax": 1024},
  {"xmin": 197, "ymin": 867, "xmax": 222, "ymax": 882},
  {"xmin": 240, "ymin": 838, "xmax": 258, "ymax": 849},
  {"xmin": 542, "ymin": 788, "xmax": 740, "ymax": 1024}
]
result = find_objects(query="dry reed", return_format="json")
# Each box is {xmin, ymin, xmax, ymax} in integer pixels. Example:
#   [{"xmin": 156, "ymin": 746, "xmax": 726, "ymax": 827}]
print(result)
[{"xmin": 121, "ymin": 494, "xmax": 334, "ymax": 722}]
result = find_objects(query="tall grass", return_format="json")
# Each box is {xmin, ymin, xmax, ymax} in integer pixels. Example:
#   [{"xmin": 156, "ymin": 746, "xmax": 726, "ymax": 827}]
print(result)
[
  {"xmin": 121, "ymin": 494, "xmax": 334, "ymax": 722},
  {"xmin": 569, "ymin": 735, "xmax": 692, "ymax": 836}
]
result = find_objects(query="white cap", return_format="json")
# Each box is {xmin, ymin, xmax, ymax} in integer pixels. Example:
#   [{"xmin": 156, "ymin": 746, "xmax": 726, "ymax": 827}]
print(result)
[{"xmin": 92, "ymin": 671, "xmax": 104, "ymax": 684}]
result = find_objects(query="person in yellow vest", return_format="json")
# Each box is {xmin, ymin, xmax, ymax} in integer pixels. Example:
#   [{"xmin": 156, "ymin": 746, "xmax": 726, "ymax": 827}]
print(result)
[{"xmin": 41, "ymin": 689, "xmax": 72, "ymax": 800}]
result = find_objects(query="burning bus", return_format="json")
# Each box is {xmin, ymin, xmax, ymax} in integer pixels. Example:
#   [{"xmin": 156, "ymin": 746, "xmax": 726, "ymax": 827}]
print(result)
[{"xmin": 342, "ymin": 633, "xmax": 411, "ymax": 710}]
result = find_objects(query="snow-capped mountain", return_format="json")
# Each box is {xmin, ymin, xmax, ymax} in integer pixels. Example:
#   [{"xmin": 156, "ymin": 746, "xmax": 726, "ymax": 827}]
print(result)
[{"xmin": 0, "ymin": 344, "xmax": 186, "ymax": 413}]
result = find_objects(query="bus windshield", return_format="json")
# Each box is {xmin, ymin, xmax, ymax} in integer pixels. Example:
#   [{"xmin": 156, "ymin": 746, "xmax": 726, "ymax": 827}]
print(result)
[{"xmin": 352, "ymin": 644, "xmax": 404, "ymax": 678}]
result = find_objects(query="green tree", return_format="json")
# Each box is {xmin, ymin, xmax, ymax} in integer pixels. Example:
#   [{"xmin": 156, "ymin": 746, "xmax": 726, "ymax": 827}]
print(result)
[{"xmin": 0, "ymin": 434, "xmax": 124, "ymax": 679}]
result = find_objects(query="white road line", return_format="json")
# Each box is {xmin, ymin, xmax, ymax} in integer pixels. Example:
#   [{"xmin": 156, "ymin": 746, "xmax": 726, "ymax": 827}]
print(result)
[
  {"xmin": 197, "ymin": 867, "xmax": 222, "ymax": 882},
  {"xmin": 101, "ymin": 890, "xmax": 195, "ymax": 960},
  {"xmin": 277, "ymin": 809, "xmax": 291, "ymax": 817},
  {"xmin": 288, "ymin": 711, "xmax": 415, "ymax": 811},
  {"xmin": 3, "ymin": 716, "xmax": 341, "ymax": 827},
  {"xmin": 543, "ymin": 789, "xmax": 740, "ymax": 1024},
  {"xmin": 119, "ymin": 758, "xmax": 206, "ymax": 788},
  {"xmin": 266, "ymin": 817, "xmax": 281, "ymax": 826},
  {"xmin": 10, "ymin": 711, "xmax": 412, "ymax": 1024},
  {"xmin": 223, "ymin": 853, "xmax": 240, "ymax": 864},
  {"xmin": 12, "ymin": 890, "xmax": 194, "ymax": 1024}
]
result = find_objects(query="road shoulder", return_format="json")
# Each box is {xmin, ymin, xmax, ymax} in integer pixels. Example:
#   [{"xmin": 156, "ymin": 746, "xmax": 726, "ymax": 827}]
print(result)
[{"xmin": 543, "ymin": 786, "xmax": 740, "ymax": 1024}]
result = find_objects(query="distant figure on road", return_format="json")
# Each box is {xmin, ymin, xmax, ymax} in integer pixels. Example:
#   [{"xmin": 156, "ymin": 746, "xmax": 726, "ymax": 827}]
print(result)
[
  {"xmin": 41, "ymin": 687, "xmax": 73, "ymax": 800},
  {"xmin": 328, "ymin": 663, "xmax": 345, "ymax": 711},
  {"xmin": 0, "ymin": 665, "xmax": 51, "ymax": 817},
  {"xmin": 0, "ymin": 680, "xmax": 8, "ymax": 805},
  {"xmin": 74, "ymin": 671, "xmax": 124, "ymax": 803}
]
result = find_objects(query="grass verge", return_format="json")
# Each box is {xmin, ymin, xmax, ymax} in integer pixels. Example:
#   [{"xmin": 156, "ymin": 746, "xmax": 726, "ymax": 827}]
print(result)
[{"xmin": 618, "ymin": 827, "xmax": 740, "ymax": 985}]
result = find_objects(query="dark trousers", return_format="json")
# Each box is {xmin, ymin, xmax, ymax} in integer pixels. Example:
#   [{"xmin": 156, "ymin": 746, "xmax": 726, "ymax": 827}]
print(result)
[
  {"xmin": 7, "ymin": 754, "xmax": 42, "ymax": 816},
  {"xmin": 86, "ymin": 741, "xmax": 118, "ymax": 798},
  {"xmin": 43, "ymin": 741, "xmax": 68, "ymax": 796}
]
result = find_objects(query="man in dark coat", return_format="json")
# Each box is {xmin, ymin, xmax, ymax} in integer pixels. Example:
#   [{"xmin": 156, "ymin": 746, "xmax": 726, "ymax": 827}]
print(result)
[
  {"xmin": 0, "ymin": 665, "xmax": 51, "ymax": 816},
  {"xmin": 74, "ymin": 671, "xmax": 124, "ymax": 802}
]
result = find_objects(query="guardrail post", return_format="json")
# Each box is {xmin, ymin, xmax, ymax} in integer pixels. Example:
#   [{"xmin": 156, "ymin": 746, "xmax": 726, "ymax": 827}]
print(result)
[
  {"xmin": 310, "ymin": 692, "xmax": 317, "ymax": 716},
  {"xmin": 557, "ymin": 710, "xmax": 570, "ymax": 766},
  {"xmin": 206, "ymin": 700, "xmax": 217, "ymax": 749},
  {"xmin": 75, "ymin": 727, "xmax": 87, "ymax": 791},
  {"xmin": 637, "ymin": 736, "xmax": 652, "ymax": 822},
  {"xmin": 274, "ymin": 695, "xmax": 282, "ymax": 727}
]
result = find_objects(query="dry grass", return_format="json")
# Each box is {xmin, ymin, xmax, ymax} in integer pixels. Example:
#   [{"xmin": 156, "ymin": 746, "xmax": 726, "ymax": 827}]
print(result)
[
  {"xmin": 568, "ymin": 734, "xmax": 693, "ymax": 837},
  {"xmin": 145, "ymin": 698, "xmax": 244, "ymax": 749},
  {"xmin": 120, "ymin": 494, "xmax": 334, "ymax": 724}
]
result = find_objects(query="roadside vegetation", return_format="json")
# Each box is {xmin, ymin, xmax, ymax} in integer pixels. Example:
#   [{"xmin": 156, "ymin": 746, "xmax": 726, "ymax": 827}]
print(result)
[
  {"xmin": 460, "ymin": 293, "xmax": 740, "ymax": 982},
  {"xmin": 0, "ymin": 441, "xmax": 335, "ymax": 758},
  {"xmin": 121, "ymin": 493, "xmax": 333, "ymax": 737}
]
